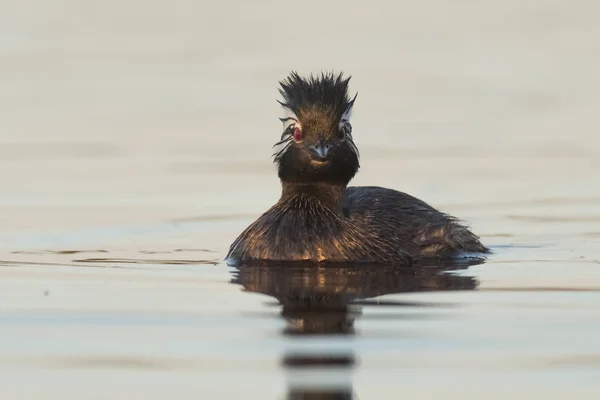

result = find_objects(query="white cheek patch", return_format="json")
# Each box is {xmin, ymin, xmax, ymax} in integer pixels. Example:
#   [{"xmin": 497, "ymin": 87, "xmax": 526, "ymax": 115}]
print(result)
[
  {"xmin": 272, "ymin": 138, "xmax": 292, "ymax": 160},
  {"xmin": 338, "ymin": 119, "xmax": 352, "ymax": 140},
  {"xmin": 339, "ymin": 103, "xmax": 354, "ymax": 138},
  {"xmin": 273, "ymin": 110, "xmax": 301, "ymax": 160},
  {"xmin": 280, "ymin": 109, "xmax": 299, "ymax": 131},
  {"xmin": 338, "ymin": 103, "xmax": 358, "ymax": 156},
  {"xmin": 341, "ymin": 103, "xmax": 353, "ymax": 122}
]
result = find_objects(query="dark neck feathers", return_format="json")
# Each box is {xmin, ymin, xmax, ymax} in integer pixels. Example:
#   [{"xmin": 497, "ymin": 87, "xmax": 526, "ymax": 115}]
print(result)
[{"xmin": 281, "ymin": 182, "xmax": 346, "ymax": 209}]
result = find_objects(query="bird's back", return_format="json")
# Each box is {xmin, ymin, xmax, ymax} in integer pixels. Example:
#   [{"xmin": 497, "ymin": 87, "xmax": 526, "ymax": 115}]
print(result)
[{"xmin": 343, "ymin": 186, "xmax": 490, "ymax": 259}]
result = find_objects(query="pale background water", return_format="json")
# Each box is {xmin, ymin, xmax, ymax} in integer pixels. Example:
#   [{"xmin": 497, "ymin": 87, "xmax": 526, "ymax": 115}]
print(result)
[{"xmin": 1, "ymin": 1, "xmax": 600, "ymax": 399}]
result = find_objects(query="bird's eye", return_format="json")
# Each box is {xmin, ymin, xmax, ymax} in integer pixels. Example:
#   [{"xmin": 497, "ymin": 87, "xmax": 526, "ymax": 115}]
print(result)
[{"xmin": 293, "ymin": 126, "xmax": 303, "ymax": 142}]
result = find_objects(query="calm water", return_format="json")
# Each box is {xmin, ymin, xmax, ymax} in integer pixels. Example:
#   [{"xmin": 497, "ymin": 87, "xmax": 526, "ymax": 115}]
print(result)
[{"xmin": 2, "ymin": 1, "xmax": 600, "ymax": 399}]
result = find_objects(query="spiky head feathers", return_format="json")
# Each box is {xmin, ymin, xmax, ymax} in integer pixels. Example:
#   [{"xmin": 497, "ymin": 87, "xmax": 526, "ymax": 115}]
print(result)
[{"xmin": 277, "ymin": 71, "xmax": 357, "ymax": 122}]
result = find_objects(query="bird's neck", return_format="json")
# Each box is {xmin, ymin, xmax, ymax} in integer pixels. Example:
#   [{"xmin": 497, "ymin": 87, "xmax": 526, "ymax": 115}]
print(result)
[{"xmin": 280, "ymin": 181, "xmax": 346, "ymax": 208}]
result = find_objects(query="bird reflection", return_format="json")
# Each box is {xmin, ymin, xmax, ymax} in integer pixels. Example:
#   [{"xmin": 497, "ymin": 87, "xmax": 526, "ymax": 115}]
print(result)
[{"xmin": 230, "ymin": 261, "xmax": 481, "ymax": 400}]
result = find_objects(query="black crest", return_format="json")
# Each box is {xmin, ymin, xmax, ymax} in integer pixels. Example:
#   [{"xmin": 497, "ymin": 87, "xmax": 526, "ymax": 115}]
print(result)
[{"xmin": 278, "ymin": 71, "xmax": 357, "ymax": 119}]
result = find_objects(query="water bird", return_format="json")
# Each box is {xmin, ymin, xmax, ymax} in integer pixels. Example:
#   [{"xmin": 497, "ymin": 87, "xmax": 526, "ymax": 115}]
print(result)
[{"xmin": 227, "ymin": 71, "xmax": 489, "ymax": 265}]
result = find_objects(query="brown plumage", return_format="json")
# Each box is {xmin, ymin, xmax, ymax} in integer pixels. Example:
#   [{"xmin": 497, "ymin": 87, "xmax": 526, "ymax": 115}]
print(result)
[{"xmin": 227, "ymin": 71, "xmax": 490, "ymax": 266}]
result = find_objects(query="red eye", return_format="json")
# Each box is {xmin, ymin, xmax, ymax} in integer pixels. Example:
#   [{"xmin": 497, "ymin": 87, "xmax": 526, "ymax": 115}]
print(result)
[{"xmin": 293, "ymin": 127, "xmax": 303, "ymax": 142}]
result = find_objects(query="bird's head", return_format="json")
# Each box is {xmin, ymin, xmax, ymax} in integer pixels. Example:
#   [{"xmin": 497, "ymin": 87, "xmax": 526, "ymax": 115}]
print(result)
[{"xmin": 273, "ymin": 71, "xmax": 360, "ymax": 186}]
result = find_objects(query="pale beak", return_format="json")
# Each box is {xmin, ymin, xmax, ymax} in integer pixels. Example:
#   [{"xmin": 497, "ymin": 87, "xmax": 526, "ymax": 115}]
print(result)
[{"xmin": 307, "ymin": 139, "xmax": 331, "ymax": 161}]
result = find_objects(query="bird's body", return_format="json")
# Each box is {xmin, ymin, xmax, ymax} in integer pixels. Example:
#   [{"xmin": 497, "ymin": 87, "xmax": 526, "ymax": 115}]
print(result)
[
  {"xmin": 228, "ymin": 185, "xmax": 488, "ymax": 264},
  {"xmin": 227, "ymin": 72, "xmax": 489, "ymax": 265}
]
